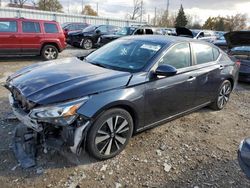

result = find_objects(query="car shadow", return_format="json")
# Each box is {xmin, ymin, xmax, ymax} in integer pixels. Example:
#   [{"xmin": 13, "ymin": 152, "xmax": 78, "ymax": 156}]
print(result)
[{"xmin": 0, "ymin": 55, "xmax": 42, "ymax": 62}]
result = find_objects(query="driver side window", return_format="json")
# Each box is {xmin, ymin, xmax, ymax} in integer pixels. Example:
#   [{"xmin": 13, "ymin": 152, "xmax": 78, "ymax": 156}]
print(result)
[
  {"xmin": 97, "ymin": 26, "xmax": 108, "ymax": 33},
  {"xmin": 159, "ymin": 43, "xmax": 191, "ymax": 69}
]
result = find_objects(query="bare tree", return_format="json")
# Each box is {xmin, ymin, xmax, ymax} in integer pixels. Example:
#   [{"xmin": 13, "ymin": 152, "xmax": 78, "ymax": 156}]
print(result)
[
  {"xmin": 129, "ymin": 0, "xmax": 144, "ymax": 20},
  {"xmin": 14, "ymin": 0, "xmax": 28, "ymax": 8}
]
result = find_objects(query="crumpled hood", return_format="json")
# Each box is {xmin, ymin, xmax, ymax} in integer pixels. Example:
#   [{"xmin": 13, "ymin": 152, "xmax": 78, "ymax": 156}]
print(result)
[
  {"xmin": 176, "ymin": 27, "xmax": 194, "ymax": 38},
  {"xmin": 6, "ymin": 57, "xmax": 131, "ymax": 105},
  {"xmin": 225, "ymin": 31, "xmax": 250, "ymax": 49}
]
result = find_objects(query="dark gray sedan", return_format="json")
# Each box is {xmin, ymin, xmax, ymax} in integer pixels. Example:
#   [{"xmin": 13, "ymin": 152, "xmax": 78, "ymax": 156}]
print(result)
[{"xmin": 5, "ymin": 35, "xmax": 240, "ymax": 161}]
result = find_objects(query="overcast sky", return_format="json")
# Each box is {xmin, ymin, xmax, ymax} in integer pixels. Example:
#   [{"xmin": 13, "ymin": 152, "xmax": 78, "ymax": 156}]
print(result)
[
  {"xmin": 59, "ymin": 0, "xmax": 250, "ymax": 24},
  {"xmin": 3, "ymin": 0, "xmax": 250, "ymax": 24}
]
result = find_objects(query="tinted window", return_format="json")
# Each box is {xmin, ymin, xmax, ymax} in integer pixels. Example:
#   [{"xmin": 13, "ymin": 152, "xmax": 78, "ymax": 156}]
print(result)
[
  {"xmin": 0, "ymin": 21, "xmax": 17, "ymax": 32},
  {"xmin": 145, "ymin": 29, "xmax": 153, "ymax": 34},
  {"xmin": 193, "ymin": 43, "xmax": 214, "ymax": 64},
  {"xmin": 134, "ymin": 29, "xmax": 144, "ymax": 35},
  {"xmin": 86, "ymin": 39, "xmax": 163, "ymax": 72},
  {"xmin": 213, "ymin": 48, "xmax": 220, "ymax": 60},
  {"xmin": 22, "ymin": 21, "xmax": 41, "ymax": 33},
  {"xmin": 44, "ymin": 23, "xmax": 58, "ymax": 33},
  {"xmin": 160, "ymin": 43, "xmax": 191, "ymax": 69}
]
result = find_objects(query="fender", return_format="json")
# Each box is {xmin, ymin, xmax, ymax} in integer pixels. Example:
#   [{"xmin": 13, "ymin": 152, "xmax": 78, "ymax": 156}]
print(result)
[{"xmin": 77, "ymin": 86, "xmax": 145, "ymax": 130}]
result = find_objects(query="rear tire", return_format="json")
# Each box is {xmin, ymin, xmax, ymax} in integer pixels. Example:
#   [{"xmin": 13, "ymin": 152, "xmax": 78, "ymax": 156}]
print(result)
[
  {"xmin": 41, "ymin": 45, "xmax": 59, "ymax": 60},
  {"xmin": 86, "ymin": 108, "xmax": 133, "ymax": 160},
  {"xmin": 210, "ymin": 80, "xmax": 232, "ymax": 110}
]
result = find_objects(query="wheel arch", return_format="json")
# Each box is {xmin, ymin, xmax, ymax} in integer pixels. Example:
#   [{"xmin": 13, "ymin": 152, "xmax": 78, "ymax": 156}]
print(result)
[
  {"xmin": 80, "ymin": 101, "xmax": 140, "ymax": 135},
  {"xmin": 40, "ymin": 42, "xmax": 60, "ymax": 54}
]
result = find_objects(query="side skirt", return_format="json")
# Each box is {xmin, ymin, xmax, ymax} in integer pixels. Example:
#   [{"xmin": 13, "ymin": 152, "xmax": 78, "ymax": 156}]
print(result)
[{"xmin": 137, "ymin": 102, "xmax": 211, "ymax": 133}]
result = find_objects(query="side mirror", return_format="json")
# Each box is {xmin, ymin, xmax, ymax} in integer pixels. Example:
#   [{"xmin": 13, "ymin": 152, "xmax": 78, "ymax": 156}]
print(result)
[
  {"xmin": 96, "ymin": 29, "xmax": 101, "ymax": 34},
  {"xmin": 155, "ymin": 64, "xmax": 177, "ymax": 77}
]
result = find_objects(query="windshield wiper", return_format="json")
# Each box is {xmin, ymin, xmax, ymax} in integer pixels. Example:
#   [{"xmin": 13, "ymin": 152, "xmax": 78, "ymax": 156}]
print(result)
[{"xmin": 90, "ymin": 62, "xmax": 108, "ymax": 68}]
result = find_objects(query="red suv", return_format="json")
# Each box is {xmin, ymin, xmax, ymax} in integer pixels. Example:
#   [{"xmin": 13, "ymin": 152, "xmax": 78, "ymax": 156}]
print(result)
[{"xmin": 0, "ymin": 18, "xmax": 66, "ymax": 60}]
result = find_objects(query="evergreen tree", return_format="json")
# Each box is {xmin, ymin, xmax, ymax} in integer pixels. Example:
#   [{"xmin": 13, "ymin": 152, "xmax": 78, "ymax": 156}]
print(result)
[{"xmin": 175, "ymin": 5, "xmax": 188, "ymax": 27}]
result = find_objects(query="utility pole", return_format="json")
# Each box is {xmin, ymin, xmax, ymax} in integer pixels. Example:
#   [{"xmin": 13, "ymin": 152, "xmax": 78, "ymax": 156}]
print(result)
[
  {"xmin": 166, "ymin": 0, "xmax": 170, "ymax": 18},
  {"xmin": 140, "ymin": 0, "xmax": 143, "ymax": 23},
  {"xmin": 96, "ymin": 2, "xmax": 99, "ymax": 16},
  {"xmin": 82, "ymin": 0, "xmax": 84, "ymax": 14},
  {"xmin": 154, "ymin": 7, "xmax": 156, "ymax": 26}
]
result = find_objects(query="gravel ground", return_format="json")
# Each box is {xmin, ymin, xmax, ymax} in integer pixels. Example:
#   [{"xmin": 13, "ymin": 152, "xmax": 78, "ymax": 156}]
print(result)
[{"xmin": 0, "ymin": 47, "xmax": 250, "ymax": 188}]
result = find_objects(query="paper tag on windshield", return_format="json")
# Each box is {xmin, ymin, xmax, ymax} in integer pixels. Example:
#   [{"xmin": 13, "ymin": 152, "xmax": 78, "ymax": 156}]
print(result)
[{"xmin": 140, "ymin": 44, "xmax": 161, "ymax": 51}]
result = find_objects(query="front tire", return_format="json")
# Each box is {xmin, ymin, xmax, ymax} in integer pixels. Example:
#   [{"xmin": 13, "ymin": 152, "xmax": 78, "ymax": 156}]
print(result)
[
  {"xmin": 41, "ymin": 45, "xmax": 59, "ymax": 60},
  {"xmin": 82, "ymin": 38, "xmax": 93, "ymax": 50},
  {"xmin": 210, "ymin": 80, "xmax": 232, "ymax": 110},
  {"xmin": 87, "ymin": 108, "xmax": 133, "ymax": 160}
]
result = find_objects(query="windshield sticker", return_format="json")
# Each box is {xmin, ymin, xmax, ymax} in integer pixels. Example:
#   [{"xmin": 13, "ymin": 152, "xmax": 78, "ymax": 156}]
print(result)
[
  {"xmin": 140, "ymin": 44, "xmax": 161, "ymax": 51},
  {"xmin": 120, "ymin": 48, "xmax": 128, "ymax": 55}
]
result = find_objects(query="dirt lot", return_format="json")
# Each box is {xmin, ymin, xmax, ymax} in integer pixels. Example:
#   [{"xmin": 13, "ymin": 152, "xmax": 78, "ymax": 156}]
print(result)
[{"xmin": 0, "ymin": 47, "xmax": 250, "ymax": 188}]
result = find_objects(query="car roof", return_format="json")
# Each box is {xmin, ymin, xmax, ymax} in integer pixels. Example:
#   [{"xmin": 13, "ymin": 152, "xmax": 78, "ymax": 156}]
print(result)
[
  {"xmin": 0, "ymin": 17, "xmax": 58, "ymax": 23},
  {"xmin": 120, "ymin": 35, "xmax": 210, "ymax": 45}
]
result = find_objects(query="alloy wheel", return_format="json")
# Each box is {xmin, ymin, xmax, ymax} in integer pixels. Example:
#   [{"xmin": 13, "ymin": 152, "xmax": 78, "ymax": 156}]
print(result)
[
  {"xmin": 217, "ymin": 82, "xmax": 231, "ymax": 109},
  {"xmin": 44, "ymin": 47, "xmax": 57, "ymax": 60},
  {"xmin": 83, "ymin": 39, "xmax": 93, "ymax": 49},
  {"xmin": 95, "ymin": 115, "xmax": 130, "ymax": 156}
]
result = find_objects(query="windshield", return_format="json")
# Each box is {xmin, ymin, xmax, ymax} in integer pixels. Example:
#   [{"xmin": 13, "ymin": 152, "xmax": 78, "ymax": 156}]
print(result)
[
  {"xmin": 83, "ymin": 25, "xmax": 96, "ymax": 32},
  {"xmin": 86, "ymin": 39, "xmax": 163, "ymax": 72}
]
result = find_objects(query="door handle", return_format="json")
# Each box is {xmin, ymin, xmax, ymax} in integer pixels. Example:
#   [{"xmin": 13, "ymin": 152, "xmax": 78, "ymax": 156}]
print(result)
[
  {"xmin": 219, "ymin": 65, "xmax": 225, "ymax": 70},
  {"xmin": 187, "ymin": 76, "xmax": 196, "ymax": 82}
]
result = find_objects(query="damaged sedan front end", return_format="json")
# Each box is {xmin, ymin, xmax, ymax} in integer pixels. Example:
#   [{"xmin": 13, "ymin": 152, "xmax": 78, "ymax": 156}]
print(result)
[
  {"xmin": 4, "ymin": 55, "xmax": 132, "ymax": 167},
  {"xmin": 6, "ymin": 85, "xmax": 92, "ymax": 167}
]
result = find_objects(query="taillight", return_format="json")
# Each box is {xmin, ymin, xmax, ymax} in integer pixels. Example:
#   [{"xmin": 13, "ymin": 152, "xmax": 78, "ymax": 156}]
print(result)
[{"xmin": 236, "ymin": 60, "xmax": 241, "ymax": 66}]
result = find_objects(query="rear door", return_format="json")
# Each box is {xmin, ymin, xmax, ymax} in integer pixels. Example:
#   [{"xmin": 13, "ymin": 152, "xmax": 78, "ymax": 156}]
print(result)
[
  {"xmin": 20, "ymin": 20, "xmax": 43, "ymax": 55},
  {"xmin": 190, "ymin": 42, "xmax": 222, "ymax": 106},
  {"xmin": 0, "ymin": 19, "xmax": 20, "ymax": 54}
]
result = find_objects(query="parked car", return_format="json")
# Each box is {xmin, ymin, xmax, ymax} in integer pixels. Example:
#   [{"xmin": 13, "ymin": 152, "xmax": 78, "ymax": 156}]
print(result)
[
  {"xmin": 97, "ymin": 26, "xmax": 154, "ymax": 46},
  {"xmin": 213, "ymin": 35, "xmax": 228, "ymax": 51},
  {"xmin": 67, "ymin": 25, "xmax": 120, "ymax": 49},
  {"xmin": 225, "ymin": 31, "xmax": 250, "ymax": 82},
  {"xmin": 176, "ymin": 27, "xmax": 217, "ymax": 42},
  {"xmin": 238, "ymin": 138, "xmax": 250, "ymax": 179},
  {"xmin": 0, "ymin": 18, "xmax": 66, "ymax": 60},
  {"xmin": 155, "ymin": 28, "xmax": 176, "ymax": 36},
  {"xmin": 61, "ymin": 22, "xmax": 89, "ymax": 38},
  {"xmin": 5, "ymin": 35, "xmax": 239, "ymax": 161}
]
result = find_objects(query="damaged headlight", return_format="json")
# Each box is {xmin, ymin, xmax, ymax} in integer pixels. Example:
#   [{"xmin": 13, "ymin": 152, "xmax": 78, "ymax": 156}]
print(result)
[{"xmin": 29, "ymin": 96, "xmax": 89, "ymax": 126}]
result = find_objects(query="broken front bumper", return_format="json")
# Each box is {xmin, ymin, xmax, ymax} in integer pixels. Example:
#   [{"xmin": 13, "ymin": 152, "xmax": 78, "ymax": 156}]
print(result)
[
  {"xmin": 9, "ymin": 94, "xmax": 90, "ymax": 155},
  {"xmin": 9, "ymin": 94, "xmax": 43, "ymax": 132}
]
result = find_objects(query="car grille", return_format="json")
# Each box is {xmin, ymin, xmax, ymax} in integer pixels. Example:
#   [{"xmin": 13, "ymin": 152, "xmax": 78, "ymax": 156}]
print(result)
[{"xmin": 11, "ymin": 88, "xmax": 36, "ymax": 113}]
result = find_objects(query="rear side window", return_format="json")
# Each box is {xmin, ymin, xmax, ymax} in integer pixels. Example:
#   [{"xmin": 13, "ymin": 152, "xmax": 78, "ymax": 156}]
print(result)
[
  {"xmin": 44, "ymin": 23, "xmax": 59, "ymax": 33},
  {"xmin": 193, "ymin": 43, "xmax": 214, "ymax": 64},
  {"xmin": 0, "ymin": 21, "xmax": 17, "ymax": 32},
  {"xmin": 145, "ymin": 29, "xmax": 153, "ymax": 34},
  {"xmin": 160, "ymin": 43, "xmax": 191, "ymax": 69},
  {"xmin": 22, "ymin": 21, "xmax": 41, "ymax": 33},
  {"xmin": 213, "ymin": 48, "xmax": 220, "ymax": 60}
]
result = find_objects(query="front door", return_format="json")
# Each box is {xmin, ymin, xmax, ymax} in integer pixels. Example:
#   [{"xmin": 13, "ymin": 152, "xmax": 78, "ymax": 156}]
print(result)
[{"xmin": 144, "ymin": 42, "xmax": 197, "ymax": 126}]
